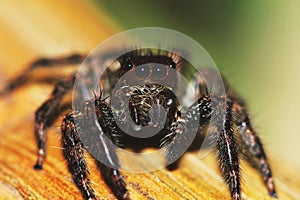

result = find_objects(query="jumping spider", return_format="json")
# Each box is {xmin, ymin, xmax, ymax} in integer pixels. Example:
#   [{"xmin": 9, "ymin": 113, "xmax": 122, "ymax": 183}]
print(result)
[{"xmin": 0, "ymin": 48, "xmax": 277, "ymax": 200}]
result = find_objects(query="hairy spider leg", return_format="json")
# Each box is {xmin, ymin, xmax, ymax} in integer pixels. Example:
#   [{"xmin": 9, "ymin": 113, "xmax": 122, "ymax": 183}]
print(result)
[
  {"xmin": 215, "ymin": 99, "xmax": 240, "ymax": 200},
  {"xmin": 196, "ymin": 68, "xmax": 277, "ymax": 198},
  {"xmin": 0, "ymin": 53, "xmax": 90, "ymax": 170},
  {"xmin": 62, "ymin": 96, "xmax": 129, "ymax": 200},
  {"xmin": 34, "ymin": 74, "xmax": 76, "ymax": 169},
  {"xmin": 93, "ymin": 96, "xmax": 129, "ymax": 200},
  {"xmin": 231, "ymin": 98, "xmax": 277, "ymax": 198},
  {"xmin": 61, "ymin": 113, "xmax": 97, "ymax": 200},
  {"xmin": 96, "ymin": 162, "xmax": 129, "ymax": 200},
  {"xmin": 0, "ymin": 54, "xmax": 85, "ymax": 96},
  {"xmin": 161, "ymin": 95, "xmax": 241, "ymax": 200}
]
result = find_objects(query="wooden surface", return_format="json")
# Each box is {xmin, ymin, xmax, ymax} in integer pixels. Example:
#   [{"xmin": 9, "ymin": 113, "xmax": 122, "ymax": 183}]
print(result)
[{"xmin": 0, "ymin": 1, "xmax": 300, "ymax": 200}]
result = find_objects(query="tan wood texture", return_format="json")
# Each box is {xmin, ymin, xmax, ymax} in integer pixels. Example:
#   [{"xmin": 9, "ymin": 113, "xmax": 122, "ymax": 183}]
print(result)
[{"xmin": 0, "ymin": 1, "xmax": 299, "ymax": 199}]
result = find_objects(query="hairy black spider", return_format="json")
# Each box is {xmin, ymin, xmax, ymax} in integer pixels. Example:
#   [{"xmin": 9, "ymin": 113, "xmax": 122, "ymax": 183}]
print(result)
[{"xmin": 0, "ymin": 48, "xmax": 277, "ymax": 200}]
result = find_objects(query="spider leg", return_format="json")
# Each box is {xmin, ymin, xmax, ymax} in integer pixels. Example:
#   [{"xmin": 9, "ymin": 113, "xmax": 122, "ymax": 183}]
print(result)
[
  {"xmin": 96, "ymin": 162, "xmax": 128, "ymax": 200},
  {"xmin": 34, "ymin": 75, "xmax": 75, "ymax": 169},
  {"xmin": 215, "ymin": 99, "xmax": 240, "ymax": 200},
  {"xmin": 61, "ymin": 113, "xmax": 97, "ymax": 200},
  {"xmin": 160, "ymin": 110, "xmax": 188, "ymax": 165},
  {"xmin": 161, "ymin": 96, "xmax": 241, "ymax": 200},
  {"xmin": 0, "ymin": 54, "xmax": 85, "ymax": 95},
  {"xmin": 89, "ymin": 96, "xmax": 129, "ymax": 200},
  {"xmin": 94, "ymin": 99, "xmax": 129, "ymax": 200},
  {"xmin": 194, "ymin": 70, "xmax": 241, "ymax": 199},
  {"xmin": 61, "ymin": 95, "xmax": 129, "ymax": 200},
  {"xmin": 232, "ymin": 98, "xmax": 277, "ymax": 198},
  {"xmin": 160, "ymin": 96, "xmax": 212, "ymax": 165}
]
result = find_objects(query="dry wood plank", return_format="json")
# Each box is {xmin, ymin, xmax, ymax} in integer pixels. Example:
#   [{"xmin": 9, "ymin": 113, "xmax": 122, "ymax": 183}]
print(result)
[{"xmin": 0, "ymin": 1, "xmax": 299, "ymax": 200}]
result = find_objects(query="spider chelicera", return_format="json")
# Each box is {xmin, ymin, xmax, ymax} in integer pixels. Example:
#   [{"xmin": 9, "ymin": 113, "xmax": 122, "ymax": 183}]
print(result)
[{"xmin": 0, "ymin": 48, "xmax": 277, "ymax": 200}]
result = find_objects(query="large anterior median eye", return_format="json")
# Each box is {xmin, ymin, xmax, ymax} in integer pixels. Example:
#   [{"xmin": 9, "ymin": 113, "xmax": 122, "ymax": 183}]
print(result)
[
  {"xmin": 135, "ymin": 65, "xmax": 150, "ymax": 79},
  {"xmin": 152, "ymin": 65, "xmax": 167, "ymax": 79}
]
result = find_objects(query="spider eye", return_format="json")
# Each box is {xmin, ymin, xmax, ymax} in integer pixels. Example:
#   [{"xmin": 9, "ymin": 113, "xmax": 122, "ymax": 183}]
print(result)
[
  {"xmin": 152, "ymin": 65, "xmax": 167, "ymax": 79},
  {"xmin": 135, "ymin": 65, "xmax": 150, "ymax": 79},
  {"xmin": 169, "ymin": 61, "xmax": 176, "ymax": 69},
  {"xmin": 124, "ymin": 59, "xmax": 134, "ymax": 70}
]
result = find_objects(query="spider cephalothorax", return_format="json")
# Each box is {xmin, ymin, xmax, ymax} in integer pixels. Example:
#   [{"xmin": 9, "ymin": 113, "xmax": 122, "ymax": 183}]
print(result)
[{"xmin": 0, "ymin": 48, "xmax": 277, "ymax": 200}]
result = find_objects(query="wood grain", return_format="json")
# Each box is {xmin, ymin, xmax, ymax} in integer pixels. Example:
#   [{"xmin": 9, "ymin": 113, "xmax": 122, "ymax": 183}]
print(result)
[{"xmin": 0, "ymin": 1, "xmax": 299, "ymax": 200}]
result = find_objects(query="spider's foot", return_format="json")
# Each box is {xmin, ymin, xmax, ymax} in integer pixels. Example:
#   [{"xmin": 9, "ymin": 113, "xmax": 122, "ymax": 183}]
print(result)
[
  {"xmin": 109, "ymin": 169, "xmax": 130, "ymax": 200},
  {"xmin": 269, "ymin": 191, "xmax": 278, "ymax": 199},
  {"xmin": 232, "ymin": 192, "xmax": 241, "ymax": 200},
  {"xmin": 33, "ymin": 152, "xmax": 45, "ymax": 170},
  {"xmin": 113, "ymin": 179, "xmax": 130, "ymax": 200},
  {"xmin": 33, "ymin": 157, "xmax": 44, "ymax": 170},
  {"xmin": 33, "ymin": 163, "xmax": 43, "ymax": 170},
  {"xmin": 266, "ymin": 177, "xmax": 277, "ymax": 198},
  {"xmin": 122, "ymin": 193, "xmax": 130, "ymax": 200}
]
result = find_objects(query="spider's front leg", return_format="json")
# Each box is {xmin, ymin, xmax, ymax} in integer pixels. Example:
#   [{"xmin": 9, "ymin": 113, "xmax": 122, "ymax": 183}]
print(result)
[
  {"xmin": 61, "ymin": 97, "xmax": 129, "ymax": 200},
  {"xmin": 160, "ymin": 96, "xmax": 212, "ymax": 165},
  {"xmin": 215, "ymin": 98, "xmax": 241, "ymax": 200},
  {"xmin": 161, "ymin": 95, "xmax": 242, "ymax": 200}
]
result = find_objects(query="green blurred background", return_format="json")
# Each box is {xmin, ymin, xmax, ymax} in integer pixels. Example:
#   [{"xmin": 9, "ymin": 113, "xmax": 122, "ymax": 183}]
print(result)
[{"xmin": 94, "ymin": 0, "xmax": 300, "ymax": 169}]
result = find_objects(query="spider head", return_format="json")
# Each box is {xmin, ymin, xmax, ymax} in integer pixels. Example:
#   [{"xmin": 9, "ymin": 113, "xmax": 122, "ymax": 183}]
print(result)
[
  {"xmin": 115, "ymin": 49, "xmax": 181, "ymax": 90},
  {"xmin": 110, "ymin": 49, "xmax": 182, "ymax": 136}
]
